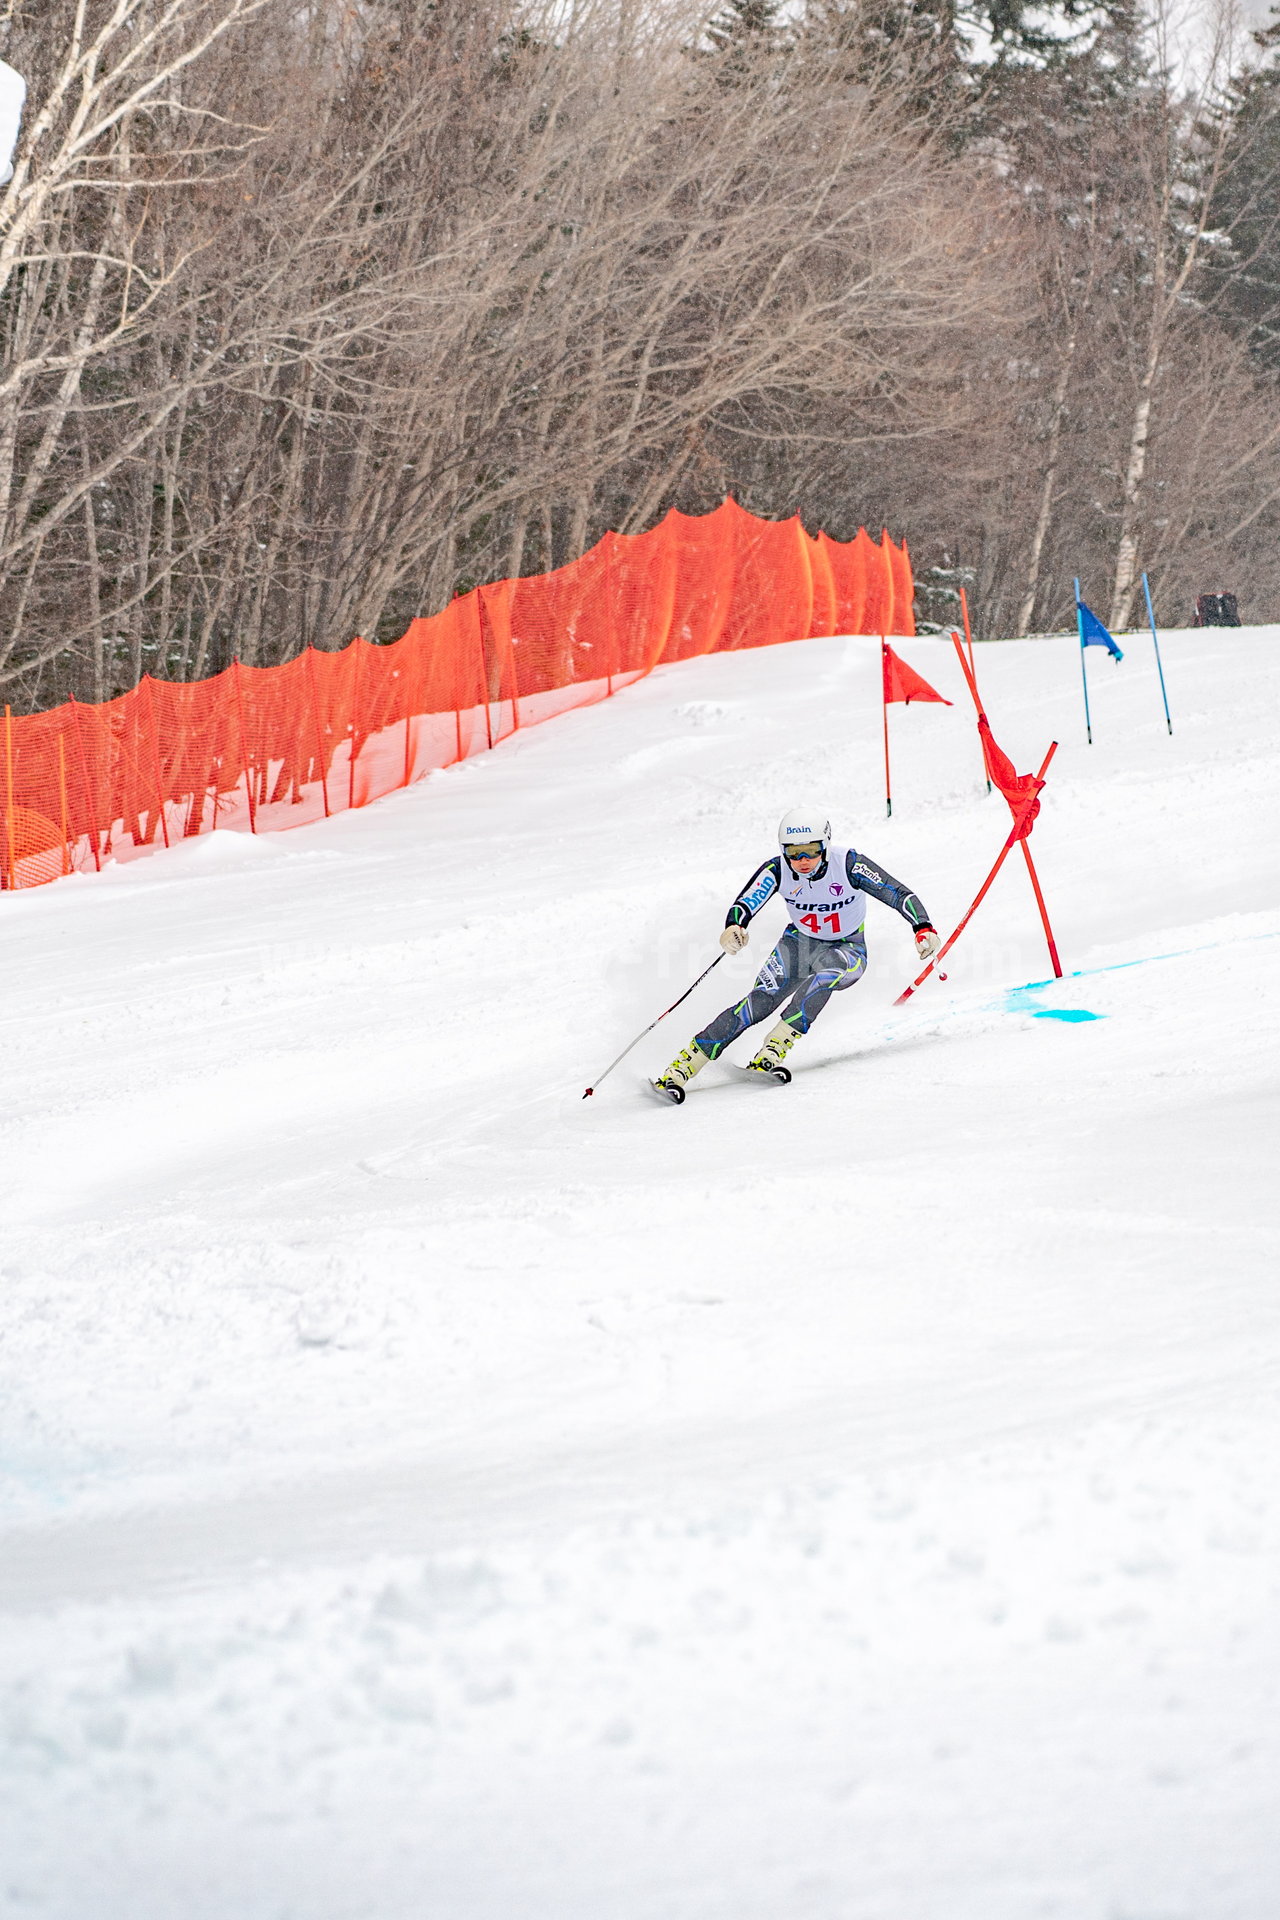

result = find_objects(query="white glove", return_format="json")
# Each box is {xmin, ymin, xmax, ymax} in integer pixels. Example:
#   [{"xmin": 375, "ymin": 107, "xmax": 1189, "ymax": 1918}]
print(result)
[
  {"xmin": 915, "ymin": 927, "xmax": 941, "ymax": 960},
  {"xmin": 720, "ymin": 924, "xmax": 749, "ymax": 954}
]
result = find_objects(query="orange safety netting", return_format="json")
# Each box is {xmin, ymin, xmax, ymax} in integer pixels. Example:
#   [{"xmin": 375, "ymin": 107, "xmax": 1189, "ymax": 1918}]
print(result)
[{"xmin": 0, "ymin": 498, "xmax": 914, "ymax": 890}]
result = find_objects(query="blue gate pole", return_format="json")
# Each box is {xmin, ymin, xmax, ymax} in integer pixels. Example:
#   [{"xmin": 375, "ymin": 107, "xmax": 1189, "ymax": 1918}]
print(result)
[
  {"xmin": 1140, "ymin": 571, "xmax": 1173, "ymax": 735},
  {"xmin": 1074, "ymin": 578, "xmax": 1092, "ymax": 745}
]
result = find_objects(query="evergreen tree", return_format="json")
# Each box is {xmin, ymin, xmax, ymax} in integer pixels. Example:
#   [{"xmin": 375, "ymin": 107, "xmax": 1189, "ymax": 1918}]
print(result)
[
  {"xmin": 702, "ymin": 0, "xmax": 787, "ymax": 83},
  {"xmin": 1205, "ymin": 10, "xmax": 1280, "ymax": 369},
  {"xmin": 706, "ymin": 0, "xmax": 786, "ymax": 57},
  {"xmin": 799, "ymin": 0, "xmax": 1121, "ymax": 114}
]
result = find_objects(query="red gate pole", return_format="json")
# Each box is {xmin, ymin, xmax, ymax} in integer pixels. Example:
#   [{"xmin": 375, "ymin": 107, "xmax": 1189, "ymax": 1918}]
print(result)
[
  {"xmin": 1020, "ymin": 839, "xmax": 1063, "ymax": 978},
  {"xmin": 881, "ymin": 638, "xmax": 892, "ymax": 819},
  {"xmin": 895, "ymin": 837, "xmax": 1017, "ymax": 1005},
  {"xmin": 954, "ymin": 602, "xmax": 991, "ymax": 794},
  {"xmin": 958, "ymin": 584, "xmax": 978, "ymax": 679},
  {"xmin": 950, "ymin": 627, "xmax": 978, "ymax": 707},
  {"xmin": 231, "ymin": 658, "xmax": 257, "ymax": 832},
  {"xmin": 895, "ymin": 740, "xmax": 1059, "ymax": 1005}
]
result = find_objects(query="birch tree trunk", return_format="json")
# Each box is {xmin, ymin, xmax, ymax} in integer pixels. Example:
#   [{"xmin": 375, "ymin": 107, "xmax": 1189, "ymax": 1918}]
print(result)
[{"xmin": 1017, "ymin": 314, "xmax": 1079, "ymax": 636}]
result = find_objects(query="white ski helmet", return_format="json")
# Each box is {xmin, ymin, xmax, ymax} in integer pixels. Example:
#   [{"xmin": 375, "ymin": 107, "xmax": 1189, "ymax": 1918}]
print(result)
[{"xmin": 778, "ymin": 809, "xmax": 831, "ymax": 857}]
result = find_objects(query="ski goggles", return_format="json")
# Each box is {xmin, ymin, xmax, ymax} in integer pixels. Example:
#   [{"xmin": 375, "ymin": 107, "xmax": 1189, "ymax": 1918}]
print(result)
[{"xmin": 785, "ymin": 843, "xmax": 824, "ymax": 861}]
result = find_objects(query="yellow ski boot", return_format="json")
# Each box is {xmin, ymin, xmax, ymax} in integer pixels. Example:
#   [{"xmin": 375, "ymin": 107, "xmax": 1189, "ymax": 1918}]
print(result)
[
  {"xmin": 650, "ymin": 1042, "xmax": 710, "ymax": 1105},
  {"xmin": 745, "ymin": 1020, "xmax": 797, "ymax": 1082}
]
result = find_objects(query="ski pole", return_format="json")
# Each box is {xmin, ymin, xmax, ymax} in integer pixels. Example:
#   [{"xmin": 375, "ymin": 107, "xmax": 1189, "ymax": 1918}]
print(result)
[{"xmin": 583, "ymin": 952, "xmax": 724, "ymax": 1098}]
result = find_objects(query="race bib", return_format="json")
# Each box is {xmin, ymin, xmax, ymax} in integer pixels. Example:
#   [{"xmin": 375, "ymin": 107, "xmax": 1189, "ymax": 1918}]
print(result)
[{"xmin": 781, "ymin": 847, "xmax": 866, "ymax": 941}]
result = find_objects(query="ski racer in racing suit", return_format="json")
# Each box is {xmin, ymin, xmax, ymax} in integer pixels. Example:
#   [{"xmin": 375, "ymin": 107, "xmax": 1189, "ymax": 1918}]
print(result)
[{"xmin": 653, "ymin": 810, "xmax": 939, "ymax": 1098}]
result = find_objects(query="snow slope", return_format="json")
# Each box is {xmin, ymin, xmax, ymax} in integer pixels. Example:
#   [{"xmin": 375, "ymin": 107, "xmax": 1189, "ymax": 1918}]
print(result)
[{"xmin": 1, "ymin": 626, "xmax": 1278, "ymax": 1920}]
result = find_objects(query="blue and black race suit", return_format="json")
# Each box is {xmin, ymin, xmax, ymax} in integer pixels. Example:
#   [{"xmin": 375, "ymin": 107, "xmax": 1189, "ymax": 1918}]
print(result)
[{"xmin": 694, "ymin": 848, "xmax": 933, "ymax": 1059}]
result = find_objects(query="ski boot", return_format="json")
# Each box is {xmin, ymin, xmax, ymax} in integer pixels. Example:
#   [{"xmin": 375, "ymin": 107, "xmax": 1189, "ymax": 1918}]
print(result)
[
  {"xmin": 650, "ymin": 1041, "xmax": 710, "ymax": 1105},
  {"xmin": 745, "ymin": 1021, "xmax": 797, "ymax": 1083}
]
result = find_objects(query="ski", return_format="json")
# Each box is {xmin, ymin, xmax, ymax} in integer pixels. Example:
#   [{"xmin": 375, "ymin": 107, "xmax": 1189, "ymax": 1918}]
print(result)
[
  {"xmin": 644, "ymin": 1076, "xmax": 686, "ymax": 1105},
  {"xmin": 642, "ymin": 1062, "xmax": 790, "ymax": 1105}
]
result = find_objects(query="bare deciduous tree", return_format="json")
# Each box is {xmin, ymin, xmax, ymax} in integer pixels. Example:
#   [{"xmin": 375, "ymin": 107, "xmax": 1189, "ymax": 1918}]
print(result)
[{"xmin": 0, "ymin": 0, "xmax": 1017, "ymax": 704}]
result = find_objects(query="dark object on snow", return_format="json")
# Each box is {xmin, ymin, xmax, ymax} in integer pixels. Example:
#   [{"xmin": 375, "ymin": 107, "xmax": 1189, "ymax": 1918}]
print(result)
[{"xmin": 1193, "ymin": 592, "xmax": 1240, "ymax": 627}]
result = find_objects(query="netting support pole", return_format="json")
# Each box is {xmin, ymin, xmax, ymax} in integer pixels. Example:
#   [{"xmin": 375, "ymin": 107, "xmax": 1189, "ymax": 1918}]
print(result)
[
  {"xmin": 476, "ymin": 596, "xmax": 493, "ymax": 751},
  {"xmin": 507, "ymin": 614, "xmax": 521, "ymax": 733},
  {"xmin": 58, "ymin": 735, "xmax": 69, "ymax": 874},
  {"xmin": 476, "ymin": 587, "xmax": 520, "ymax": 739},
  {"xmin": 348, "ymin": 639, "xmax": 362, "ymax": 811},
  {"xmin": 143, "ymin": 676, "xmax": 170, "ymax": 848},
  {"xmin": 303, "ymin": 647, "xmax": 331, "ymax": 818},
  {"xmin": 3, "ymin": 704, "xmax": 15, "ymax": 890},
  {"xmin": 69, "ymin": 697, "xmax": 101, "ymax": 870},
  {"xmin": 881, "ymin": 639, "xmax": 892, "ymax": 819},
  {"xmin": 605, "ymin": 535, "xmax": 614, "ymax": 697},
  {"xmin": 231, "ymin": 658, "xmax": 257, "ymax": 832}
]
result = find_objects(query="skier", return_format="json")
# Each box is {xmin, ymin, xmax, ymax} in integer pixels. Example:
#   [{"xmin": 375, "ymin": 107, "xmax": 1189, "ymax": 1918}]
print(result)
[{"xmin": 652, "ymin": 810, "xmax": 940, "ymax": 1100}]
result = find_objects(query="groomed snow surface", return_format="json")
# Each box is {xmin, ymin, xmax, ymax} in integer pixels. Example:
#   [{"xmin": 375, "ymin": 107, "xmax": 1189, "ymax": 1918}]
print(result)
[{"xmin": 2, "ymin": 627, "xmax": 1278, "ymax": 1920}]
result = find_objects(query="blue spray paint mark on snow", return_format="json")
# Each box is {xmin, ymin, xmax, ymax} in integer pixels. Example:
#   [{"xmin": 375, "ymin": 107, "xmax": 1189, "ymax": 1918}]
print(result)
[
  {"xmin": 878, "ymin": 929, "xmax": 1279, "ymax": 1055},
  {"xmin": 998, "ymin": 927, "xmax": 1280, "ymax": 1023},
  {"xmin": 1000, "ymin": 982, "xmax": 1102, "ymax": 1023},
  {"xmin": 1011, "ymin": 927, "xmax": 1280, "ymax": 998}
]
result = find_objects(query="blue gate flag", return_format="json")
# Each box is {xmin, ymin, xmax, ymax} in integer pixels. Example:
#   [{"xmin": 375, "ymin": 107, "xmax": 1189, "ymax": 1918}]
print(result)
[{"xmin": 1076, "ymin": 597, "xmax": 1124, "ymax": 660}]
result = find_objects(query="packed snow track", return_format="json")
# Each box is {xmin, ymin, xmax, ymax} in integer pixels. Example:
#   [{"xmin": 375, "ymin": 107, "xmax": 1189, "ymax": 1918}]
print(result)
[{"xmin": 1, "ymin": 629, "xmax": 1277, "ymax": 1919}]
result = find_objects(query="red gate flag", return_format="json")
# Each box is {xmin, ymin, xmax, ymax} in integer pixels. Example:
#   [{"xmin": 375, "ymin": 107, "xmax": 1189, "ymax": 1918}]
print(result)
[
  {"xmin": 882, "ymin": 643, "xmax": 951, "ymax": 706},
  {"xmin": 880, "ymin": 639, "xmax": 951, "ymax": 818},
  {"xmin": 894, "ymin": 631, "xmax": 1063, "ymax": 1003},
  {"xmin": 949, "ymin": 632, "xmax": 1045, "ymax": 842},
  {"xmin": 977, "ymin": 714, "xmax": 1044, "ymax": 842},
  {"xmin": 894, "ymin": 737, "xmax": 1060, "ymax": 1006}
]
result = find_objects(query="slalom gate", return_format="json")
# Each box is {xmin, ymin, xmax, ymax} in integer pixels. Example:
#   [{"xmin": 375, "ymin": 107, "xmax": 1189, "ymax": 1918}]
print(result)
[{"xmin": 0, "ymin": 498, "xmax": 913, "ymax": 890}]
